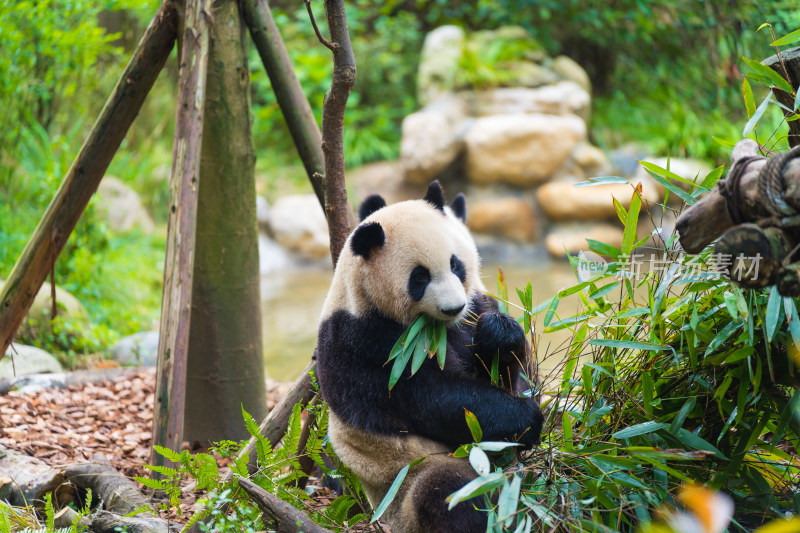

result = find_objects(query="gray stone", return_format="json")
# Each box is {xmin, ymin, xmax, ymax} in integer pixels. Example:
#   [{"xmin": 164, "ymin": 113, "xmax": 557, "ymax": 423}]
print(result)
[
  {"xmin": 96, "ymin": 176, "xmax": 156, "ymax": 233},
  {"xmin": 465, "ymin": 113, "xmax": 586, "ymax": 187},
  {"xmin": 467, "ymin": 197, "xmax": 538, "ymax": 242},
  {"xmin": 417, "ymin": 26, "xmax": 465, "ymax": 105},
  {"xmin": 471, "ymin": 82, "xmax": 590, "ymax": 118},
  {"xmin": 551, "ymin": 55, "xmax": 592, "ymax": 94},
  {"xmin": 400, "ymin": 96, "xmax": 468, "ymax": 184},
  {"xmin": 0, "ymin": 344, "xmax": 63, "ymax": 379},
  {"xmin": 259, "ymin": 235, "xmax": 293, "ymax": 275},
  {"xmin": 266, "ymin": 195, "xmax": 331, "ymax": 262},
  {"xmin": 573, "ymin": 142, "xmax": 611, "ymax": 174},
  {"xmin": 3, "ymin": 281, "xmax": 91, "ymax": 340},
  {"xmin": 109, "ymin": 331, "xmax": 160, "ymax": 367}
]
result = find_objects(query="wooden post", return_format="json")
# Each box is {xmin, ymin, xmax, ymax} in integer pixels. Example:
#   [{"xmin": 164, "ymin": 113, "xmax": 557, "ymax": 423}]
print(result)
[
  {"xmin": 0, "ymin": 2, "xmax": 178, "ymax": 360},
  {"xmin": 241, "ymin": 0, "xmax": 326, "ymax": 207},
  {"xmin": 150, "ymin": 0, "xmax": 211, "ymax": 466},
  {"xmin": 763, "ymin": 46, "xmax": 800, "ymax": 148}
]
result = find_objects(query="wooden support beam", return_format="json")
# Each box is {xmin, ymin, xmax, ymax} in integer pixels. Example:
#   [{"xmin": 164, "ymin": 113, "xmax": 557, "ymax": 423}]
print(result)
[
  {"xmin": 0, "ymin": 1, "xmax": 178, "ymax": 359},
  {"xmin": 151, "ymin": 0, "xmax": 211, "ymax": 467},
  {"xmin": 241, "ymin": 0, "xmax": 326, "ymax": 206}
]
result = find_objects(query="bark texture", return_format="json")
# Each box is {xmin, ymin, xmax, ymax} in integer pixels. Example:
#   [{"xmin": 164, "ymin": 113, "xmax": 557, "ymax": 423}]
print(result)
[
  {"xmin": 183, "ymin": 0, "xmax": 266, "ymax": 444},
  {"xmin": 0, "ymin": 2, "xmax": 177, "ymax": 359},
  {"xmin": 238, "ymin": 477, "xmax": 335, "ymax": 533},
  {"xmin": 152, "ymin": 0, "xmax": 210, "ymax": 467},
  {"xmin": 763, "ymin": 46, "xmax": 800, "ymax": 148}
]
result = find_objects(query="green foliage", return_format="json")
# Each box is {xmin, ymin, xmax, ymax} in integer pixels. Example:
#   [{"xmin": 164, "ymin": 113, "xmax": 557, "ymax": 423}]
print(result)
[
  {"xmin": 387, "ymin": 314, "xmax": 448, "ymax": 390},
  {"xmin": 146, "ymin": 401, "xmax": 371, "ymax": 531}
]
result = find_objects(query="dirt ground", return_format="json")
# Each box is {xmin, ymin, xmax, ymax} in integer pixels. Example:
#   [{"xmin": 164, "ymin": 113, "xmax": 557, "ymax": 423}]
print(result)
[{"xmin": 0, "ymin": 369, "xmax": 381, "ymax": 531}]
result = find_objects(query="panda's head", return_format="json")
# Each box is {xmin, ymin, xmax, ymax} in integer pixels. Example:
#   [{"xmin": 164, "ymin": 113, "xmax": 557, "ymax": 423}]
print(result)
[{"xmin": 334, "ymin": 181, "xmax": 480, "ymax": 325}]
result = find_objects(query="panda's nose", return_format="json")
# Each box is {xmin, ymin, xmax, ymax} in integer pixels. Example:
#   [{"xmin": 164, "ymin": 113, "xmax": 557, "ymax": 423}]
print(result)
[{"xmin": 441, "ymin": 304, "xmax": 465, "ymax": 317}]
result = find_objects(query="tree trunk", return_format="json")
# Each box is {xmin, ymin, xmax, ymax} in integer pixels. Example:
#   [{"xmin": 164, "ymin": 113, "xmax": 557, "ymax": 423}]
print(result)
[{"xmin": 182, "ymin": 0, "xmax": 266, "ymax": 444}]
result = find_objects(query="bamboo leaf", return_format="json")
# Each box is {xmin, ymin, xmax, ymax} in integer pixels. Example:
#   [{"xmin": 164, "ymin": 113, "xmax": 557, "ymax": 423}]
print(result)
[
  {"xmin": 464, "ymin": 408, "xmax": 483, "ymax": 442},
  {"xmin": 612, "ymin": 421, "xmax": 669, "ymax": 439},
  {"xmin": 477, "ymin": 441, "xmax": 521, "ymax": 452},
  {"xmin": 496, "ymin": 267, "xmax": 509, "ymax": 314},
  {"xmin": 742, "ymin": 56, "xmax": 794, "ymax": 94},
  {"xmin": 371, "ymin": 458, "xmax": 425, "ymax": 522},
  {"xmin": 621, "ymin": 184, "xmax": 641, "ymax": 255},
  {"xmin": 743, "ymin": 92, "xmax": 773, "ymax": 137},
  {"xmin": 469, "ymin": 446, "xmax": 490, "ymax": 475},
  {"xmin": 436, "ymin": 322, "xmax": 447, "ymax": 369},
  {"xmin": 770, "ymin": 28, "xmax": 800, "ymax": 47},
  {"xmin": 497, "ymin": 474, "xmax": 522, "ymax": 527},
  {"xmin": 766, "ymin": 286, "xmax": 781, "ymax": 342},
  {"xmin": 446, "ymin": 472, "xmax": 505, "ymax": 510},
  {"xmin": 589, "ymin": 339, "xmax": 668, "ymax": 351},
  {"xmin": 743, "ymin": 77, "xmax": 756, "ymax": 117},
  {"xmin": 575, "ymin": 176, "xmax": 629, "ymax": 187}
]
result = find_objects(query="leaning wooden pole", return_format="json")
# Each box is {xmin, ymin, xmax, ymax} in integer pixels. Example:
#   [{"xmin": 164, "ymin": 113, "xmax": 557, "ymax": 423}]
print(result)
[
  {"xmin": 150, "ymin": 0, "xmax": 211, "ymax": 466},
  {"xmin": 0, "ymin": 2, "xmax": 178, "ymax": 360},
  {"xmin": 241, "ymin": 0, "xmax": 326, "ymax": 206}
]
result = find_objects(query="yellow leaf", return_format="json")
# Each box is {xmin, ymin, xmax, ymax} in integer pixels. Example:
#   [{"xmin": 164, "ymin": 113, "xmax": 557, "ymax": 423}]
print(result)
[{"xmin": 753, "ymin": 518, "xmax": 800, "ymax": 533}]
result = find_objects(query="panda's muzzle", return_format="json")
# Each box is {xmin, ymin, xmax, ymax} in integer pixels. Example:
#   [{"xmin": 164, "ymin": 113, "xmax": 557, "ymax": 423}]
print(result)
[{"xmin": 441, "ymin": 304, "xmax": 465, "ymax": 317}]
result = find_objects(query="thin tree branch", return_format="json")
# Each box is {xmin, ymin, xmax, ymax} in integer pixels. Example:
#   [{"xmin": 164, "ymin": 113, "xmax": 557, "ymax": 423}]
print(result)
[
  {"xmin": 238, "ymin": 477, "xmax": 334, "ymax": 533},
  {"xmin": 304, "ymin": 0, "xmax": 336, "ymax": 51}
]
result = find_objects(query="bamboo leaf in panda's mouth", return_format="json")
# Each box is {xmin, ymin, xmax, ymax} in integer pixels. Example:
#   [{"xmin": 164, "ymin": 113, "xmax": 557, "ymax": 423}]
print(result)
[{"xmin": 387, "ymin": 314, "xmax": 448, "ymax": 390}]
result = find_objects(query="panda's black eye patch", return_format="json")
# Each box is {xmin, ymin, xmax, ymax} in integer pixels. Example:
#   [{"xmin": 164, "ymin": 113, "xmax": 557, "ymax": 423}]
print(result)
[
  {"xmin": 450, "ymin": 255, "xmax": 466, "ymax": 283},
  {"xmin": 408, "ymin": 265, "xmax": 431, "ymax": 302}
]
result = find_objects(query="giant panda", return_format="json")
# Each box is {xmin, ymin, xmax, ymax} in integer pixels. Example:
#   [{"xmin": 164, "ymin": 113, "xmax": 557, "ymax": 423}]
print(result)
[{"xmin": 316, "ymin": 181, "xmax": 543, "ymax": 533}]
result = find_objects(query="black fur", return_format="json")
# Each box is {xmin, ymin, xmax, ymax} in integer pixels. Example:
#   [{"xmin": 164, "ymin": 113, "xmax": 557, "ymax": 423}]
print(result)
[
  {"xmin": 408, "ymin": 266, "xmax": 431, "ymax": 302},
  {"xmin": 351, "ymin": 222, "xmax": 385, "ymax": 260},
  {"xmin": 449, "ymin": 193, "xmax": 467, "ymax": 223},
  {"xmin": 411, "ymin": 461, "xmax": 488, "ymax": 532},
  {"xmin": 423, "ymin": 180, "xmax": 446, "ymax": 213},
  {"xmin": 316, "ymin": 295, "xmax": 543, "ymax": 449},
  {"xmin": 359, "ymin": 194, "xmax": 387, "ymax": 221},
  {"xmin": 450, "ymin": 254, "xmax": 466, "ymax": 283}
]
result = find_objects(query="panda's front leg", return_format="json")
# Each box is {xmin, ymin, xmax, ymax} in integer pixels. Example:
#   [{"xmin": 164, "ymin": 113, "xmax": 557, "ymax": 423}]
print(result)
[{"xmin": 472, "ymin": 311, "xmax": 531, "ymax": 394}]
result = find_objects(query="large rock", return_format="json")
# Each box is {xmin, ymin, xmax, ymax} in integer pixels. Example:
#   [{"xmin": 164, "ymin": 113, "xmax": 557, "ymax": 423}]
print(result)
[
  {"xmin": 1, "ymin": 280, "xmax": 91, "ymax": 340},
  {"xmin": 266, "ymin": 195, "xmax": 330, "ymax": 262},
  {"xmin": 536, "ymin": 179, "xmax": 661, "ymax": 222},
  {"xmin": 417, "ymin": 26, "xmax": 465, "ymax": 105},
  {"xmin": 471, "ymin": 82, "xmax": 590, "ymax": 118},
  {"xmin": 0, "ymin": 344, "xmax": 63, "ymax": 379},
  {"xmin": 96, "ymin": 176, "xmax": 156, "ymax": 233},
  {"xmin": 349, "ymin": 161, "xmax": 413, "ymax": 205},
  {"xmin": 109, "ymin": 331, "xmax": 159, "ymax": 367},
  {"xmin": 545, "ymin": 222, "xmax": 624, "ymax": 258},
  {"xmin": 465, "ymin": 113, "xmax": 586, "ymax": 187},
  {"xmin": 400, "ymin": 96, "xmax": 468, "ymax": 184},
  {"xmin": 551, "ymin": 55, "xmax": 592, "ymax": 94},
  {"xmin": 573, "ymin": 142, "xmax": 611, "ymax": 175},
  {"xmin": 467, "ymin": 198, "xmax": 538, "ymax": 242}
]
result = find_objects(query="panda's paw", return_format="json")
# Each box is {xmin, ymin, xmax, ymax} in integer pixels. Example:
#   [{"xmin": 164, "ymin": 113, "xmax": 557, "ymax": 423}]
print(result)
[
  {"xmin": 515, "ymin": 397, "xmax": 544, "ymax": 449},
  {"xmin": 474, "ymin": 311, "xmax": 527, "ymax": 363}
]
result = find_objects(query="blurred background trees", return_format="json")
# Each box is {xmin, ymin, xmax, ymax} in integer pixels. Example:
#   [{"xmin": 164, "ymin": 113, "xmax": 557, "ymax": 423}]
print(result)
[{"xmin": 1, "ymin": 0, "xmax": 798, "ymax": 366}]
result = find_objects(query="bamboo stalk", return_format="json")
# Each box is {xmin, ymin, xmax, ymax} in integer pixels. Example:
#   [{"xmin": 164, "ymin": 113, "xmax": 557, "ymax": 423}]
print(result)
[
  {"xmin": 150, "ymin": 0, "xmax": 211, "ymax": 467},
  {"xmin": 0, "ymin": 1, "xmax": 178, "ymax": 359}
]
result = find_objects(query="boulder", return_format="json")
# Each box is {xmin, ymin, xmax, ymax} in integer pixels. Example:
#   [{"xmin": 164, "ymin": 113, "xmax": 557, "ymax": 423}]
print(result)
[
  {"xmin": 259, "ymin": 235, "xmax": 293, "ymax": 275},
  {"xmin": 573, "ymin": 142, "xmax": 611, "ymax": 175},
  {"xmin": 417, "ymin": 26, "xmax": 465, "ymax": 105},
  {"xmin": 467, "ymin": 198, "xmax": 538, "ymax": 242},
  {"xmin": 545, "ymin": 222, "xmax": 624, "ymax": 258},
  {"xmin": 109, "ymin": 331, "xmax": 159, "ymax": 367},
  {"xmin": 0, "ymin": 344, "xmax": 63, "ymax": 379},
  {"xmin": 536, "ymin": 179, "xmax": 661, "ymax": 222},
  {"xmin": 96, "ymin": 176, "xmax": 156, "ymax": 233},
  {"xmin": 349, "ymin": 161, "xmax": 413, "ymax": 205},
  {"xmin": 465, "ymin": 113, "xmax": 586, "ymax": 187},
  {"xmin": 3, "ymin": 281, "xmax": 91, "ymax": 340},
  {"xmin": 471, "ymin": 82, "xmax": 590, "ymax": 119},
  {"xmin": 266, "ymin": 195, "xmax": 330, "ymax": 262},
  {"xmin": 551, "ymin": 55, "xmax": 592, "ymax": 94},
  {"xmin": 400, "ymin": 96, "xmax": 468, "ymax": 184}
]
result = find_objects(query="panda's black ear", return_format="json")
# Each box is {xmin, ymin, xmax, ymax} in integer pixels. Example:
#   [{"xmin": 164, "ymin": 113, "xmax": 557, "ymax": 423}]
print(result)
[
  {"xmin": 423, "ymin": 180, "xmax": 445, "ymax": 213},
  {"xmin": 351, "ymin": 222, "xmax": 385, "ymax": 260},
  {"xmin": 358, "ymin": 194, "xmax": 386, "ymax": 221},
  {"xmin": 449, "ymin": 193, "xmax": 467, "ymax": 223}
]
